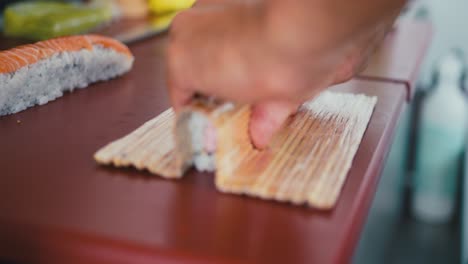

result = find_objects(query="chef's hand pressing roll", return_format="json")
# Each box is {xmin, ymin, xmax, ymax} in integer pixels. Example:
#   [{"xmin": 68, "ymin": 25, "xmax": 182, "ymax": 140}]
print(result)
[{"xmin": 167, "ymin": 0, "xmax": 406, "ymax": 149}]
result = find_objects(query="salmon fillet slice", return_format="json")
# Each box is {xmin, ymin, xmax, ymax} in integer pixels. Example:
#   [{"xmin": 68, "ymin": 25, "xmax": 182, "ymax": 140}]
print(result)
[
  {"xmin": 0, "ymin": 35, "xmax": 132, "ymax": 74},
  {"xmin": 0, "ymin": 35, "xmax": 134, "ymax": 116}
]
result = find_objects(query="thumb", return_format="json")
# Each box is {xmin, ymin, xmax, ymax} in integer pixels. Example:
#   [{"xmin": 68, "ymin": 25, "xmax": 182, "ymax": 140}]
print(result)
[{"xmin": 249, "ymin": 101, "xmax": 299, "ymax": 149}]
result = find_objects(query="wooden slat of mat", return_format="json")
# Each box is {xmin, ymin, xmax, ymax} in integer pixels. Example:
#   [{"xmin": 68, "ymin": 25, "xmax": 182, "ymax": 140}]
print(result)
[
  {"xmin": 94, "ymin": 108, "xmax": 183, "ymax": 178},
  {"xmin": 215, "ymin": 92, "xmax": 377, "ymax": 208}
]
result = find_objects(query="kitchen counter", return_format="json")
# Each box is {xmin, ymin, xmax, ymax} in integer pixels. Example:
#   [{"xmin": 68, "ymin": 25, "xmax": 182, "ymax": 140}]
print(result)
[
  {"xmin": 0, "ymin": 19, "xmax": 432, "ymax": 264},
  {"xmin": 0, "ymin": 35, "xmax": 406, "ymax": 264}
]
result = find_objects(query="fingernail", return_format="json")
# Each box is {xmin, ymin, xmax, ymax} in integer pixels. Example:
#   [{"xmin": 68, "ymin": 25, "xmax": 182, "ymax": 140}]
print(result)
[{"xmin": 249, "ymin": 116, "xmax": 275, "ymax": 149}]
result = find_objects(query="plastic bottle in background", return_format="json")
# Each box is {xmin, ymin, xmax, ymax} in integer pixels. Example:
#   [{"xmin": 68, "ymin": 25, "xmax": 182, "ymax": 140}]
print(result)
[{"xmin": 412, "ymin": 50, "xmax": 466, "ymax": 224}]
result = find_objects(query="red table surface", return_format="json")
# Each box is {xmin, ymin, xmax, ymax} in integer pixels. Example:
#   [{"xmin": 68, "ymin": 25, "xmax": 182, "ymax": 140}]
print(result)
[
  {"xmin": 357, "ymin": 20, "xmax": 433, "ymax": 100},
  {"xmin": 0, "ymin": 36, "xmax": 406, "ymax": 264}
]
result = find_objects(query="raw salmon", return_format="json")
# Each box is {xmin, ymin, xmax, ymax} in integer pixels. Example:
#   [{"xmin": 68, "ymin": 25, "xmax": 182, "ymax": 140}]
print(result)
[
  {"xmin": 0, "ymin": 35, "xmax": 134, "ymax": 116},
  {"xmin": 0, "ymin": 35, "xmax": 132, "ymax": 74}
]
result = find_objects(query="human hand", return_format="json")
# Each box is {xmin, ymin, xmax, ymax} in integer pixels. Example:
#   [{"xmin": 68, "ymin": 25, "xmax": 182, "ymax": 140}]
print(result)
[{"xmin": 167, "ymin": 0, "xmax": 400, "ymax": 148}]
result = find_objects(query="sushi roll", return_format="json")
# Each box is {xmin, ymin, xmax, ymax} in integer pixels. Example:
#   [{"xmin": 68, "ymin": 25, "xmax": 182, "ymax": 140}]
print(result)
[
  {"xmin": 174, "ymin": 98, "xmax": 238, "ymax": 173},
  {"xmin": 0, "ymin": 35, "xmax": 134, "ymax": 116}
]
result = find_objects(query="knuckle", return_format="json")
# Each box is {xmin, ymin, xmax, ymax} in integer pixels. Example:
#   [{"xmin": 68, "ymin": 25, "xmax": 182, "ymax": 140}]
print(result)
[{"xmin": 261, "ymin": 66, "xmax": 304, "ymax": 101}]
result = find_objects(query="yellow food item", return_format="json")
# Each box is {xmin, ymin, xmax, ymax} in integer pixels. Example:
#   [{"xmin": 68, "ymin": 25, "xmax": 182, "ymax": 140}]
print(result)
[{"xmin": 148, "ymin": 0, "xmax": 195, "ymax": 14}]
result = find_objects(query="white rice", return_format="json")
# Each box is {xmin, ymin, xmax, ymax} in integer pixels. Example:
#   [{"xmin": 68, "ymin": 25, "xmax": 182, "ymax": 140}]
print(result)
[
  {"xmin": 0, "ymin": 45, "xmax": 133, "ymax": 116},
  {"xmin": 187, "ymin": 112, "xmax": 216, "ymax": 172}
]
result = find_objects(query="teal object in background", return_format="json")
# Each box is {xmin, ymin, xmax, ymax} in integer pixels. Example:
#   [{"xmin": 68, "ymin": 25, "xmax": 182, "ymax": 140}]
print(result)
[
  {"xmin": 463, "ymin": 129, "xmax": 468, "ymax": 264},
  {"xmin": 415, "ymin": 123, "xmax": 462, "ymax": 195},
  {"xmin": 412, "ymin": 50, "xmax": 466, "ymax": 224}
]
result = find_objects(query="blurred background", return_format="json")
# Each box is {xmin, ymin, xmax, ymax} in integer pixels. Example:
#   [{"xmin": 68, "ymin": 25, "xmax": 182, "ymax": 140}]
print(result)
[
  {"xmin": 355, "ymin": 1, "xmax": 468, "ymax": 264},
  {"xmin": 0, "ymin": 0, "xmax": 467, "ymax": 264}
]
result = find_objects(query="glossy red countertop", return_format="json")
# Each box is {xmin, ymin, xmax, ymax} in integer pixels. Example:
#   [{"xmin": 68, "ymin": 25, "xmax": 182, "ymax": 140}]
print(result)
[
  {"xmin": 0, "ymin": 35, "xmax": 407, "ymax": 264},
  {"xmin": 357, "ymin": 20, "xmax": 433, "ymax": 100}
]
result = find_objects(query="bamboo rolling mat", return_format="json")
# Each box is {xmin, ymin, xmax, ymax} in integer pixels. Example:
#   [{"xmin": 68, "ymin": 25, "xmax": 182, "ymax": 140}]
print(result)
[{"xmin": 95, "ymin": 91, "xmax": 377, "ymax": 209}]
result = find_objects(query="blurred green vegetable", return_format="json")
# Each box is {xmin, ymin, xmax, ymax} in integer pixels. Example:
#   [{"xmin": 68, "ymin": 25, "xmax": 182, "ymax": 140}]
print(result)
[{"xmin": 3, "ymin": 1, "xmax": 113, "ymax": 40}]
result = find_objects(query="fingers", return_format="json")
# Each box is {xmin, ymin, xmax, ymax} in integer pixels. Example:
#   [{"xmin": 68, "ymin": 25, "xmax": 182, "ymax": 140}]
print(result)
[
  {"xmin": 166, "ymin": 24, "xmax": 193, "ymax": 112},
  {"xmin": 249, "ymin": 100, "xmax": 299, "ymax": 149},
  {"xmin": 167, "ymin": 8, "xmax": 211, "ymax": 111},
  {"xmin": 167, "ymin": 77, "xmax": 193, "ymax": 112},
  {"xmin": 167, "ymin": 3, "xmax": 261, "ymax": 110}
]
